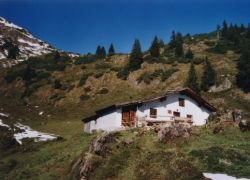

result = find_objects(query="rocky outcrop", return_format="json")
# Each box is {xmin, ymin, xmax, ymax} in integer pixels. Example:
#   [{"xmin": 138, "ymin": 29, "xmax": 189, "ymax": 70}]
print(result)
[
  {"xmin": 209, "ymin": 77, "xmax": 232, "ymax": 92},
  {"xmin": 156, "ymin": 123, "xmax": 192, "ymax": 143},
  {"xmin": 239, "ymin": 120, "xmax": 250, "ymax": 132},
  {"xmin": 72, "ymin": 132, "xmax": 117, "ymax": 180}
]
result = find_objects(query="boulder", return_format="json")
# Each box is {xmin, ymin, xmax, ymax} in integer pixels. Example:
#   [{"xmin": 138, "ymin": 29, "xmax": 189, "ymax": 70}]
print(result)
[
  {"xmin": 72, "ymin": 132, "xmax": 118, "ymax": 180},
  {"xmin": 209, "ymin": 77, "xmax": 232, "ymax": 92},
  {"xmin": 239, "ymin": 120, "xmax": 250, "ymax": 132},
  {"xmin": 157, "ymin": 123, "xmax": 192, "ymax": 143}
]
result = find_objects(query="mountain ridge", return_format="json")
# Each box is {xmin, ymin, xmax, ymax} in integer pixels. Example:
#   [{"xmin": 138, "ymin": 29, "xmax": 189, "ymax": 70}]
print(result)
[{"xmin": 0, "ymin": 17, "xmax": 79, "ymax": 68}]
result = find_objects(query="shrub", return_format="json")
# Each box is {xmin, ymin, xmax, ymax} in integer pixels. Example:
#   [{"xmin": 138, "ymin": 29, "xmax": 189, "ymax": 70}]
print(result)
[
  {"xmin": 94, "ymin": 71, "xmax": 105, "ymax": 78},
  {"xmin": 137, "ymin": 68, "xmax": 178, "ymax": 84},
  {"xmin": 26, "ymin": 53, "xmax": 69, "ymax": 71},
  {"xmin": 54, "ymin": 79, "xmax": 62, "ymax": 89},
  {"xmin": 4, "ymin": 69, "xmax": 24, "ymax": 83},
  {"xmin": 206, "ymin": 41, "xmax": 232, "ymax": 54},
  {"xmin": 193, "ymin": 58, "xmax": 204, "ymax": 65},
  {"xmin": 78, "ymin": 73, "xmax": 89, "ymax": 87},
  {"xmin": 98, "ymin": 87, "xmax": 109, "ymax": 94},
  {"xmin": 117, "ymin": 66, "xmax": 130, "ymax": 80},
  {"xmin": 161, "ymin": 68, "xmax": 179, "ymax": 81},
  {"xmin": 74, "ymin": 54, "xmax": 98, "ymax": 65},
  {"xmin": 80, "ymin": 94, "xmax": 90, "ymax": 101},
  {"xmin": 137, "ymin": 71, "xmax": 156, "ymax": 84},
  {"xmin": 35, "ymin": 71, "xmax": 51, "ymax": 81}
]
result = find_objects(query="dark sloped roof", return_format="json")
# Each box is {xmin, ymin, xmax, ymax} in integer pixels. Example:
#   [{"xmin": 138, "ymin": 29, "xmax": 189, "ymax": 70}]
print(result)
[{"xmin": 82, "ymin": 88, "xmax": 216, "ymax": 122}]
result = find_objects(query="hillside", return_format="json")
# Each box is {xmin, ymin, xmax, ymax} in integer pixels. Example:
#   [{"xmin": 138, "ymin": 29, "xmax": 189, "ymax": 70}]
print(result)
[{"xmin": 0, "ymin": 21, "xmax": 250, "ymax": 179}]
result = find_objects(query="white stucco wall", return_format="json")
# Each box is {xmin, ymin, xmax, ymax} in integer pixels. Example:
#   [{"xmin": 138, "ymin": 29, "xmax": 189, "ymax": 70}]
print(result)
[
  {"xmin": 84, "ymin": 108, "xmax": 122, "ymax": 133},
  {"xmin": 84, "ymin": 93, "xmax": 212, "ymax": 133},
  {"xmin": 137, "ymin": 93, "xmax": 211, "ymax": 125}
]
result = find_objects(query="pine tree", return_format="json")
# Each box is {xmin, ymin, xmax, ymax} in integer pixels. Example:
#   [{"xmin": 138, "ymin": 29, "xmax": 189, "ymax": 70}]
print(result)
[
  {"xmin": 22, "ymin": 65, "xmax": 36, "ymax": 82},
  {"xmin": 175, "ymin": 32, "xmax": 183, "ymax": 57},
  {"xmin": 128, "ymin": 39, "xmax": 143, "ymax": 71},
  {"xmin": 169, "ymin": 31, "xmax": 176, "ymax": 49},
  {"xmin": 246, "ymin": 23, "xmax": 250, "ymax": 39},
  {"xmin": 95, "ymin": 45, "xmax": 102, "ymax": 58},
  {"xmin": 150, "ymin": 36, "xmax": 160, "ymax": 57},
  {"xmin": 108, "ymin": 43, "xmax": 115, "ymax": 56},
  {"xmin": 236, "ymin": 50, "xmax": 250, "ymax": 92},
  {"xmin": 222, "ymin": 20, "xmax": 228, "ymax": 39},
  {"xmin": 185, "ymin": 62, "xmax": 200, "ymax": 93},
  {"xmin": 159, "ymin": 39, "xmax": 165, "ymax": 48},
  {"xmin": 185, "ymin": 48, "xmax": 194, "ymax": 59},
  {"xmin": 200, "ymin": 58, "xmax": 216, "ymax": 91},
  {"xmin": 101, "ymin": 47, "xmax": 106, "ymax": 58}
]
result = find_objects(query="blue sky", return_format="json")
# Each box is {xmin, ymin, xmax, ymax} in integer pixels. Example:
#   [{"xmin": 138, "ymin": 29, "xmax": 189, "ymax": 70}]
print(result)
[{"xmin": 1, "ymin": 0, "xmax": 250, "ymax": 54}]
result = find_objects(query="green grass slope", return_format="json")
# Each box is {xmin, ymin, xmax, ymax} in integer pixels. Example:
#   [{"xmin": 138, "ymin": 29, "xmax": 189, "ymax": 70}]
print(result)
[{"xmin": 0, "ymin": 32, "xmax": 249, "ymax": 179}]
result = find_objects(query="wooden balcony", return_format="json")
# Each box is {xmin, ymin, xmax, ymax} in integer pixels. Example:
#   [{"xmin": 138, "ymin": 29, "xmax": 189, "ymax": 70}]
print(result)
[{"xmin": 137, "ymin": 115, "xmax": 193, "ymax": 125}]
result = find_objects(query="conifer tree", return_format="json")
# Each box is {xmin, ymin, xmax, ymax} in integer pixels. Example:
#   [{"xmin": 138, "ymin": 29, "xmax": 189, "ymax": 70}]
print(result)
[
  {"xmin": 95, "ymin": 45, "xmax": 102, "ymax": 58},
  {"xmin": 185, "ymin": 62, "xmax": 200, "ymax": 93},
  {"xmin": 222, "ymin": 20, "xmax": 228, "ymax": 39},
  {"xmin": 169, "ymin": 31, "xmax": 176, "ymax": 49},
  {"xmin": 150, "ymin": 36, "xmax": 160, "ymax": 57},
  {"xmin": 200, "ymin": 58, "xmax": 216, "ymax": 91},
  {"xmin": 246, "ymin": 23, "xmax": 250, "ymax": 39},
  {"xmin": 108, "ymin": 43, "xmax": 115, "ymax": 56},
  {"xmin": 128, "ymin": 39, "xmax": 143, "ymax": 71},
  {"xmin": 236, "ymin": 50, "xmax": 250, "ymax": 92},
  {"xmin": 101, "ymin": 47, "xmax": 106, "ymax": 58},
  {"xmin": 185, "ymin": 48, "xmax": 194, "ymax": 59},
  {"xmin": 175, "ymin": 32, "xmax": 184, "ymax": 57},
  {"xmin": 159, "ymin": 39, "xmax": 165, "ymax": 48}
]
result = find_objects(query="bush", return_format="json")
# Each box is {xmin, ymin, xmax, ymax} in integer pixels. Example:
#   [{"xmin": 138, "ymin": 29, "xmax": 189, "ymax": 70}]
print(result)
[
  {"xmin": 78, "ymin": 73, "xmax": 90, "ymax": 87},
  {"xmin": 117, "ymin": 66, "xmax": 130, "ymax": 80},
  {"xmin": 144, "ymin": 54, "xmax": 167, "ymax": 64},
  {"xmin": 193, "ymin": 58, "xmax": 204, "ymax": 65},
  {"xmin": 94, "ymin": 71, "xmax": 105, "ymax": 78},
  {"xmin": 80, "ymin": 94, "xmax": 90, "ymax": 101},
  {"xmin": 4, "ymin": 69, "xmax": 24, "ymax": 83},
  {"xmin": 25, "ymin": 53, "xmax": 69, "ymax": 72},
  {"xmin": 161, "ymin": 68, "xmax": 179, "ymax": 81},
  {"xmin": 35, "ymin": 71, "xmax": 51, "ymax": 81},
  {"xmin": 206, "ymin": 41, "xmax": 232, "ymax": 54},
  {"xmin": 54, "ymin": 79, "xmax": 62, "ymax": 89},
  {"xmin": 137, "ymin": 68, "xmax": 178, "ymax": 84},
  {"xmin": 74, "ymin": 54, "xmax": 98, "ymax": 65},
  {"xmin": 110, "ymin": 66, "xmax": 122, "ymax": 72},
  {"xmin": 137, "ymin": 72, "xmax": 152, "ymax": 84},
  {"xmin": 98, "ymin": 87, "xmax": 109, "ymax": 94}
]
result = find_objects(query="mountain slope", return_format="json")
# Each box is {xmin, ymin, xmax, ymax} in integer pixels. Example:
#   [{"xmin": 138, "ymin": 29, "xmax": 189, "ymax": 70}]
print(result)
[
  {"xmin": 0, "ymin": 21, "xmax": 250, "ymax": 179},
  {"xmin": 0, "ymin": 17, "xmax": 54, "ymax": 67}
]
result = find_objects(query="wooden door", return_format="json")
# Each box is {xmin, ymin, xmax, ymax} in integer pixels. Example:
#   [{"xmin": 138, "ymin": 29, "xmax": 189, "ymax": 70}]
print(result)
[{"xmin": 122, "ymin": 106, "xmax": 136, "ymax": 127}]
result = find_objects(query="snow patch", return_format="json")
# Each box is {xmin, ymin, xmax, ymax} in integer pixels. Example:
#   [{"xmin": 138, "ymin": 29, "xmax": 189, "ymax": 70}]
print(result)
[
  {"xmin": 0, "ymin": 119, "xmax": 11, "ymax": 130},
  {"xmin": 39, "ymin": 111, "xmax": 44, "ymax": 116},
  {"xmin": 0, "ymin": 112, "xmax": 9, "ymax": 117},
  {"xmin": 203, "ymin": 173, "xmax": 250, "ymax": 180},
  {"xmin": 14, "ymin": 123, "xmax": 58, "ymax": 145},
  {"xmin": 0, "ymin": 52, "xmax": 6, "ymax": 59},
  {"xmin": 0, "ymin": 17, "xmax": 23, "ymax": 30}
]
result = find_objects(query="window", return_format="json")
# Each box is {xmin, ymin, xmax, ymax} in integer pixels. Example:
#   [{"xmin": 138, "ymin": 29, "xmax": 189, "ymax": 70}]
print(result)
[
  {"xmin": 150, "ymin": 108, "xmax": 157, "ymax": 118},
  {"xmin": 173, "ymin": 111, "xmax": 180, "ymax": 117},
  {"xmin": 179, "ymin": 98, "xmax": 185, "ymax": 107},
  {"xmin": 187, "ymin": 114, "xmax": 193, "ymax": 119},
  {"xmin": 168, "ymin": 110, "xmax": 172, "ymax": 114}
]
